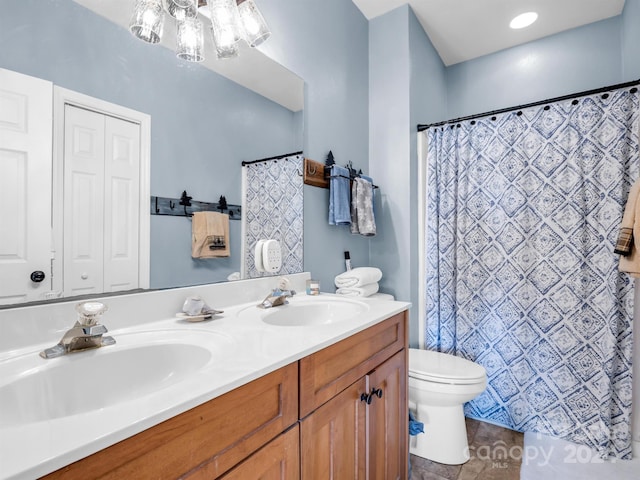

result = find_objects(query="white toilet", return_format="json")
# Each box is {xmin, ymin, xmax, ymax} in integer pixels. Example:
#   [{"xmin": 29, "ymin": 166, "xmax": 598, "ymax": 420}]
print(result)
[{"xmin": 409, "ymin": 348, "xmax": 487, "ymax": 465}]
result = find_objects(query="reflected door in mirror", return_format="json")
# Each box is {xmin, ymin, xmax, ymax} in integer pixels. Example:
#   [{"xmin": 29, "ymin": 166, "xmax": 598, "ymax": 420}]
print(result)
[
  {"xmin": 62, "ymin": 105, "xmax": 141, "ymax": 297},
  {"xmin": 0, "ymin": 69, "xmax": 53, "ymax": 305}
]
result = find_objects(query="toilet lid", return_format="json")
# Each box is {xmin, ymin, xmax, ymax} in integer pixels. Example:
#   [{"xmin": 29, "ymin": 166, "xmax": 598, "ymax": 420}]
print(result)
[{"xmin": 409, "ymin": 349, "xmax": 486, "ymax": 385}]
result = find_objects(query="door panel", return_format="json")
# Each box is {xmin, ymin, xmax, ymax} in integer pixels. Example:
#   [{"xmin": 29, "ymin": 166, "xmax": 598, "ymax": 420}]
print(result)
[
  {"xmin": 368, "ymin": 350, "xmax": 408, "ymax": 480},
  {"xmin": 0, "ymin": 68, "xmax": 52, "ymax": 304},
  {"xmin": 300, "ymin": 377, "xmax": 367, "ymax": 480},
  {"xmin": 63, "ymin": 105, "xmax": 105, "ymax": 296},
  {"xmin": 220, "ymin": 425, "xmax": 300, "ymax": 480},
  {"xmin": 103, "ymin": 115, "xmax": 140, "ymax": 292}
]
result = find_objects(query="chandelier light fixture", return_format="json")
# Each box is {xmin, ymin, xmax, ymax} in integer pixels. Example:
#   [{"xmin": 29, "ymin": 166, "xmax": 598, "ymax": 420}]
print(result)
[{"xmin": 129, "ymin": 0, "xmax": 271, "ymax": 62}]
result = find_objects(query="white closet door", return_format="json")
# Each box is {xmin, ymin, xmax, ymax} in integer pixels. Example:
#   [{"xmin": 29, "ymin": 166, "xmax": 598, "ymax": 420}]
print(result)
[
  {"xmin": 63, "ymin": 105, "xmax": 105, "ymax": 297},
  {"xmin": 103, "ymin": 115, "xmax": 140, "ymax": 292},
  {"xmin": 0, "ymin": 68, "xmax": 52, "ymax": 304}
]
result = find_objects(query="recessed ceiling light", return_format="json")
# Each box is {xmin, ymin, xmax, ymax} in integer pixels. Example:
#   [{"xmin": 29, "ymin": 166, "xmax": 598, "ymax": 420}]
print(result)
[{"xmin": 510, "ymin": 12, "xmax": 538, "ymax": 29}]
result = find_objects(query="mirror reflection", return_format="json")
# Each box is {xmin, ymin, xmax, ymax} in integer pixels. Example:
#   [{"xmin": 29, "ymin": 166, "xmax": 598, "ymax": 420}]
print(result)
[{"xmin": 0, "ymin": 0, "xmax": 304, "ymax": 307}]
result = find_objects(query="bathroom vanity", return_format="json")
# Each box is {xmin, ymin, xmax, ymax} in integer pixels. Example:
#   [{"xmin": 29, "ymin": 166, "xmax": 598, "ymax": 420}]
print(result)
[
  {"xmin": 41, "ymin": 312, "xmax": 407, "ymax": 479},
  {"xmin": 0, "ymin": 275, "xmax": 409, "ymax": 480}
]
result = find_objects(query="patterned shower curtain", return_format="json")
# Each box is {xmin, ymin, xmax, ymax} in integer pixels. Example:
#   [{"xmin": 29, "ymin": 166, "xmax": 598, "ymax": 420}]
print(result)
[
  {"xmin": 424, "ymin": 86, "xmax": 639, "ymax": 458},
  {"xmin": 243, "ymin": 153, "xmax": 304, "ymax": 278}
]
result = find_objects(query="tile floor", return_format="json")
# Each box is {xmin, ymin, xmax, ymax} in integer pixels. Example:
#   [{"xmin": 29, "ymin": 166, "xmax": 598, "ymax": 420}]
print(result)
[{"xmin": 410, "ymin": 418, "xmax": 524, "ymax": 480}]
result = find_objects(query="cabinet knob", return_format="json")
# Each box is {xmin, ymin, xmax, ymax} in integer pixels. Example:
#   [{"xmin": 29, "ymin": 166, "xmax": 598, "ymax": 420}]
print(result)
[{"xmin": 361, "ymin": 388, "xmax": 383, "ymax": 405}]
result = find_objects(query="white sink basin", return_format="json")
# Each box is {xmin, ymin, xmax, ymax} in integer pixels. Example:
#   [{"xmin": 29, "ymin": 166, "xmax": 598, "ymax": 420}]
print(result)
[
  {"xmin": 0, "ymin": 329, "xmax": 234, "ymax": 427},
  {"xmin": 258, "ymin": 296, "xmax": 370, "ymax": 327}
]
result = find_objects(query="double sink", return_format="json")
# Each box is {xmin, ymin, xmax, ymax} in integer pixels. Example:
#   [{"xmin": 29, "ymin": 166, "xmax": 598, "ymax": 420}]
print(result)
[{"xmin": 0, "ymin": 295, "xmax": 370, "ymax": 428}]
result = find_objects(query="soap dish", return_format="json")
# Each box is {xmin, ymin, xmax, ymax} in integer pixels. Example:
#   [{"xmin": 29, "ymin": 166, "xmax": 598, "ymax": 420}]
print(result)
[{"xmin": 176, "ymin": 310, "xmax": 223, "ymax": 322}]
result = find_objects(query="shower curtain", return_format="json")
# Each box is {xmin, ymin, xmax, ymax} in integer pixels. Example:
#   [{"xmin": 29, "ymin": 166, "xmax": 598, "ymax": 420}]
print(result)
[
  {"xmin": 242, "ymin": 153, "xmax": 304, "ymax": 279},
  {"xmin": 424, "ymin": 86, "xmax": 639, "ymax": 458}
]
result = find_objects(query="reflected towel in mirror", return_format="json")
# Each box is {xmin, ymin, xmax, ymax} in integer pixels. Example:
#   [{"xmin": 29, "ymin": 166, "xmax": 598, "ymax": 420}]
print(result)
[{"xmin": 192, "ymin": 212, "xmax": 230, "ymax": 258}]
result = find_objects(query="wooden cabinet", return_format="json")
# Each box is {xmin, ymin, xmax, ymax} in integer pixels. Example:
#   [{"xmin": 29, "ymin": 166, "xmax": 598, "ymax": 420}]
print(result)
[
  {"xmin": 43, "ymin": 363, "xmax": 298, "ymax": 480},
  {"xmin": 368, "ymin": 350, "xmax": 407, "ymax": 480},
  {"xmin": 220, "ymin": 425, "xmax": 300, "ymax": 480},
  {"xmin": 300, "ymin": 312, "xmax": 408, "ymax": 480},
  {"xmin": 41, "ymin": 310, "xmax": 408, "ymax": 480},
  {"xmin": 300, "ymin": 378, "xmax": 368, "ymax": 479}
]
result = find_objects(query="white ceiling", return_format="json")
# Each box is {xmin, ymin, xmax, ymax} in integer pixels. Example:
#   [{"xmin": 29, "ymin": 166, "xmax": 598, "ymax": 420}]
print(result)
[
  {"xmin": 352, "ymin": 0, "xmax": 626, "ymax": 66},
  {"xmin": 72, "ymin": 0, "xmax": 304, "ymax": 111}
]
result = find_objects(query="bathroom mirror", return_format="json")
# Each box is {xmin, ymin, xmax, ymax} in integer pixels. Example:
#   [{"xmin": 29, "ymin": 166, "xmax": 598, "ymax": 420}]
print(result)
[{"xmin": 0, "ymin": 0, "xmax": 305, "ymax": 307}]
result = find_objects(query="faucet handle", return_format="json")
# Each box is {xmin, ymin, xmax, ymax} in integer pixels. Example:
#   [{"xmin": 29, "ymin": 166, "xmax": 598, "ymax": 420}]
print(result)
[
  {"xmin": 276, "ymin": 276, "xmax": 290, "ymax": 291},
  {"xmin": 76, "ymin": 301, "xmax": 108, "ymax": 326}
]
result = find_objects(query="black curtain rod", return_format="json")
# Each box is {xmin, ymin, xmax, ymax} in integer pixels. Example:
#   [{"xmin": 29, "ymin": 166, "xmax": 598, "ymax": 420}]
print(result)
[
  {"xmin": 417, "ymin": 78, "xmax": 640, "ymax": 132},
  {"xmin": 241, "ymin": 150, "xmax": 303, "ymax": 166}
]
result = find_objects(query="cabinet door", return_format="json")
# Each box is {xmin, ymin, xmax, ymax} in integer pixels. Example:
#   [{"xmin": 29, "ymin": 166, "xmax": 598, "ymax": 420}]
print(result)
[
  {"xmin": 368, "ymin": 350, "xmax": 407, "ymax": 480},
  {"xmin": 300, "ymin": 377, "xmax": 367, "ymax": 480},
  {"xmin": 300, "ymin": 313, "xmax": 406, "ymax": 417},
  {"xmin": 220, "ymin": 425, "xmax": 299, "ymax": 480}
]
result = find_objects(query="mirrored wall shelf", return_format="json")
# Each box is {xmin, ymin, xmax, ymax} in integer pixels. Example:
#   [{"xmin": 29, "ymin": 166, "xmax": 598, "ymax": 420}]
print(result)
[{"xmin": 151, "ymin": 192, "xmax": 241, "ymax": 220}]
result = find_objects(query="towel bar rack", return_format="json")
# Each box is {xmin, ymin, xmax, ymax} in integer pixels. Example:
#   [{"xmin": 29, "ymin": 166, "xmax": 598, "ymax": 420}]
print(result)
[
  {"xmin": 151, "ymin": 191, "xmax": 241, "ymax": 220},
  {"xmin": 302, "ymin": 157, "xmax": 378, "ymax": 189}
]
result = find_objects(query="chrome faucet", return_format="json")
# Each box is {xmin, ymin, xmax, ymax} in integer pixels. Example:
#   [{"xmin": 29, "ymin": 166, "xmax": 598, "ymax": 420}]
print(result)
[
  {"xmin": 40, "ymin": 301, "xmax": 115, "ymax": 359},
  {"xmin": 258, "ymin": 277, "xmax": 296, "ymax": 308}
]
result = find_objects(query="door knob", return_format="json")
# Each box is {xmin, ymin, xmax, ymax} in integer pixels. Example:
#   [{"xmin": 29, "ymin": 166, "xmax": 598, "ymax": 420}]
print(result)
[
  {"xmin": 360, "ymin": 392, "xmax": 372, "ymax": 405},
  {"xmin": 30, "ymin": 271, "xmax": 45, "ymax": 283},
  {"xmin": 371, "ymin": 387, "xmax": 383, "ymax": 399}
]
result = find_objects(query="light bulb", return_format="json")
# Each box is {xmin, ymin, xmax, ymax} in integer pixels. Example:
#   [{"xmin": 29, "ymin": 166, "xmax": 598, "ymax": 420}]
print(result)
[
  {"xmin": 510, "ymin": 12, "xmax": 538, "ymax": 29},
  {"xmin": 208, "ymin": 0, "xmax": 241, "ymax": 59},
  {"xmin": 237, "ymin": 0, "xmax": 270, "ymax": 47},
  {"xmin": 177, "ymin": 17, "xmax": 204, "ymax": 62},
  {"xmin": 130, "ymin": 0, "xmax": 165, "ymax": 44}
]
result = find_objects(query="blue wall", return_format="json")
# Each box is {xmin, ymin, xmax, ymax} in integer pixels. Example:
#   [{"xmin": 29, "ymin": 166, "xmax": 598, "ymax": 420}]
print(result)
[
  {"xmin": 369, "ymin": 5, "xmax": 447, "ymax": 346},
  {"xmin": 0, "ymin": 0, "xmax": 301, "ymax": 289},
  {"xmin": 408, "ymin": 8, "xmax": 448, "ymax": 345},
  {"xmin": 259, "ymin": 0, "xmax": 371, "ymax": 292},
  {"xmin": 446, "ymin": 16, "xmax": 624, "ymax": 118},
  {"xmin": 623, "ymin": 0, "xmax": 640, "ymax": 80}
]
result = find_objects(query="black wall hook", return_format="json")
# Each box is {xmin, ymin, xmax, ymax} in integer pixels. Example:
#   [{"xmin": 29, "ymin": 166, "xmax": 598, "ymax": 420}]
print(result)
[
  {"xmin": 218, "ymin": 195, "xmax": 227, "ymax": 212},
  {"xmin": 180, "ymin": 190, "xmax": 192, "ymax": 207},
  {"xmin": 180, "ymin": 190, "xmax": 193, "ymax": 216}
]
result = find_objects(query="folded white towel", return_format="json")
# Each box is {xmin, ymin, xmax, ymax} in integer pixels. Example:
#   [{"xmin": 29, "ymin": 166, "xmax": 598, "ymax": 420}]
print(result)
[
  {"xmin": 336, "ymin": 283, "xmax": 379, "ymax": 297},
  {"xmin": 334, "ymin": 267, "xmax": 383, "ymax": 288}
]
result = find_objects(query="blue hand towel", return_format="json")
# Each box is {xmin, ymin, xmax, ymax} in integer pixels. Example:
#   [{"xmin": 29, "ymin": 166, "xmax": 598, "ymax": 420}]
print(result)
[
  {"xmin": 409, "ymin": 410, "xmax": 424, "ymax": 435},
  {"xmin": 329, "ymin": 165, "xmax": 351, "ymax": 225}
]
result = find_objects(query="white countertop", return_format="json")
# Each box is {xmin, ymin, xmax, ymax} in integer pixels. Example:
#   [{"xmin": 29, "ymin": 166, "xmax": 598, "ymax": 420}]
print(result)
[{"xmin": 0, "ymin": 293, "xmax": 409, "ymax": 479}]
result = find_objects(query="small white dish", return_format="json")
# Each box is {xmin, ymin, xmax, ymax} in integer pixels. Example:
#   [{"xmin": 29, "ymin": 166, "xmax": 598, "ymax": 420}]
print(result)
[{"xmin": 176, "ymin": 312, "xmax": 214, "ymax": 322}]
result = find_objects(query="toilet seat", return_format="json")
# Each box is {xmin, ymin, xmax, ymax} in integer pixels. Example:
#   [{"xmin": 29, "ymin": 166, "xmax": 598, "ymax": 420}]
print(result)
[{"xmin": 409, "ymin": 349, "xmax": 486, "ymax": 385}]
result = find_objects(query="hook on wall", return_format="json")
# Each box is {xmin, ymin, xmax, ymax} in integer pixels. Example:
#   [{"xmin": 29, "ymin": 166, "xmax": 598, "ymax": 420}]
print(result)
[
  {"xmin": 218, "ymin": 195, "xmax": 227, "ymax": 212},
  {"xmin": 306, "ymin": 162, "xmax": 317, "ymax": 175},
  {"xmin": 180, "ymin": 190, "xmax": 192, "ymax": 216}
]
